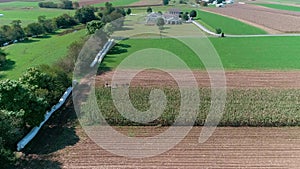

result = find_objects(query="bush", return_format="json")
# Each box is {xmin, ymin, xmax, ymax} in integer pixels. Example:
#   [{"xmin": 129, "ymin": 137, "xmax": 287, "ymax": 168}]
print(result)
[
  {"xmin": 216, "ymin": 28, "xmax": 222, "ymax": 34},
  {"xmin": 163, "ymin": 0, "xmax": 169, "ymax": 5},
  {"xmin": 147, "ymin": 7, "xmax": 152, "ymax": 13},
  {"xmin": 54, "ymin": 14, "xmax": 78, "ymax": 28},
  {"xmin": 75, "ymin": 6, "xmax": 97, "ymax": 24},
  {"xmin": 190, "ymin": 10, "xmax": 197, "ymax": 18}
]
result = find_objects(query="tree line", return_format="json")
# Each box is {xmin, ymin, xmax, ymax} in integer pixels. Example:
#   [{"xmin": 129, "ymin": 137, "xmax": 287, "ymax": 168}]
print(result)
[
  {"xmin": 0, "ymin": 2, "xmax": 128, "ymax": 69},
  {"xmin": 38, "ymin": 0, "xmax": 79, "ymax": 10},
  {"xmin": 0, "ymin": 2, "xmax": 128, "ymax": 166}
]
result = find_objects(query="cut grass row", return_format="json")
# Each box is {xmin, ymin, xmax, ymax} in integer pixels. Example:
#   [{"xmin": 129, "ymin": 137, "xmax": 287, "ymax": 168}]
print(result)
[
  {"xmin": 80, "ymin": 87, "xmax": 300, "ymax": 126},
  {"xmin": 101, "ymin": 36, "xmax": 300, "ymax": 70},
  {"xmin": 255, "ymin": 3, "xmax": 300, "ymax": 12},
  {"xmin": 0, "ymin": 29, "xmax": 86, "ymax": 79}
]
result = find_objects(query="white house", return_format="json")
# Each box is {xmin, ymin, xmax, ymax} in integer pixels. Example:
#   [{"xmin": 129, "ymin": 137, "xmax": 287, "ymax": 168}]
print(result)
[
  {"xmin": 0, "ymin": 14, "xmax": 4, "ymax": 17},
  {"xmin": 145, "ymin": 9, "xmax": 182, "ymax": 25}
]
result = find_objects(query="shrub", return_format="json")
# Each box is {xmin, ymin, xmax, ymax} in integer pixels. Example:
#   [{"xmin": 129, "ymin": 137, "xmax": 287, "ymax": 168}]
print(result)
[{"xmin": 216, "ymin": 28, "xmax": 222, "ymax": 34}]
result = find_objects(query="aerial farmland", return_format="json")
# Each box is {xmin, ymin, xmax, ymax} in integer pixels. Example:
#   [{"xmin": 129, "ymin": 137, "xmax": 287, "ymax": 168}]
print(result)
[{"xmin": 1, "ymin": 0, "xmax": 300, "ymax": 168}]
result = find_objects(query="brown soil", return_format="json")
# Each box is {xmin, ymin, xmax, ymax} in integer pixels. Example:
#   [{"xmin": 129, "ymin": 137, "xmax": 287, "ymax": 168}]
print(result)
[
  {"xmin": 204, "ymin": 4, "xmax": 300, "ymax": 33},
  {"xmin": 96, "ymin": 70, "xmax": 300, "ymax": 89},
  {"xmin": 26, "ymin": 125, "xmax": 300, "ymax": 168}
]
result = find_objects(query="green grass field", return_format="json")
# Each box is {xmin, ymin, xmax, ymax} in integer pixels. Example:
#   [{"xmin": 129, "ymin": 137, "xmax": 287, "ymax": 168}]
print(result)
[
  {"xmin": 255, "ymin": 0, "xmax": 300, "ymax": 5},
  {"xmin": 101, "ymin": 36, "xmax": 300, "ymax": 70},
  {"xmin": 0, "ymin": 1, "xmax": 75, "ymax": 26},
  {"xmin": 0, "ymin": 29, "xmax": 85, "ymax": 79},
  {"xmin": 93, "ymin": 0, "xmax": 140, "ymax": 7},
  {"xmin": 255, "ymin": 3, "xmax": 300, "ymax": 12},
  {"xmin": 195, "ymin": 10, "xmax": 267, "ymax": 35}
]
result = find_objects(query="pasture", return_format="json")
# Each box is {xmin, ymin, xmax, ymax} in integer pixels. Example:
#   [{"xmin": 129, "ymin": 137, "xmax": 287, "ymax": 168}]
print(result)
[
  {"xmin": 0, "ymin": 29, "xmax": 85, "ymax": 79},
  {"xmin": 102, "ymin": 36, "xmax": 300, "ymax": 70},
  {"xmin": 0, "ymin": 1, "xmax": 75, "ymax": 26}
]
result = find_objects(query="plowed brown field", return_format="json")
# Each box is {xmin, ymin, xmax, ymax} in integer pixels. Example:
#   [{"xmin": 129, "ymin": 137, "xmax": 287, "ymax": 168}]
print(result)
[
  {"xmin": 96, "ymin": 70, "xmax": 300, "ymax": 88},
  {"xmin": 26, "ymin": 125, "xmax": 300, "ymax": 169},
  {"xmin": 204, "ymin": 4, "xmax": 300, "ymax": 33}
]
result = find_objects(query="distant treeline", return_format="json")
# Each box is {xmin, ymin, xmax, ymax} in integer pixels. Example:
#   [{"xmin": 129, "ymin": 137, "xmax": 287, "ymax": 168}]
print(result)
[{"xmin": 38, "ymin": 0, "xmax": 79, "ymax": 9}]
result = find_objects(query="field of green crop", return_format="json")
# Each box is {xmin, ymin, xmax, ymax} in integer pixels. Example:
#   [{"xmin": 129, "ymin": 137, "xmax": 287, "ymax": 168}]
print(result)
[
  {"xmin": 0, "ymin": 29, "xmax": 85, "ymax": 79},
  {"xmin": 255, "ymin": 3, "xmax": 300, "ymax": 12},
  {"xmin": 93, "ymin": 0, "xmax": 140, "ymax": 7},
  {"xmin": 79, "ymin": 87, "xmax": 300, "ymax": 126},
  {"xmin": 0, "ymin": 1, "xmax": 75, "ymax": 26},
  {"xmin": 195, "ymin": 10, "xmax": 267, "ymax": 35},
  {"xmin": 101, "ymin": 36, "xmax": 300, "ymax": 70}
]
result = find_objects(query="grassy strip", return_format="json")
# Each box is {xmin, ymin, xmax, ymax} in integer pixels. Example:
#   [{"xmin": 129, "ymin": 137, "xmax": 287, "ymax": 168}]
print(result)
[
  {"xmin": 255, "ymin": 3, "xmax": 300, "ymax": 12},
  {"xmin": 80, "ymin": 87, "xmax": 300, "ymax": 127},
  {"xmin": 101, "ymin": 36, "xmax": 300, "ymax": 70},
  {"xmin": 93, "ymin": 0, "xmax": 140, "ymax": 7},
  {"xmin": 195, "ymin": 9, "xmax": 267, "ymax": 35},
  {"xmin": 1, "ymin": 29, "xmax": 86, "ymax": 80}
]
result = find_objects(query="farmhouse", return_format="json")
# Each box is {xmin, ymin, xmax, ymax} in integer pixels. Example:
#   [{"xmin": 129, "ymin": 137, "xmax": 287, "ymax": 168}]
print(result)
[{"xmin": 145, "ymin": 8, "xmax": 182, "ymax": 25}]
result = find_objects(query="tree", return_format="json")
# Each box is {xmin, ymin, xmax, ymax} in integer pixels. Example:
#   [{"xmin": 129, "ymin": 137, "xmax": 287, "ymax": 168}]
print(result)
[
  {"xmin": 147, "ymin": 7, "xmax": 152, "ymax": 13},
  {"xmin": 103, "ymin": 2, "xmax": 115, "ymax": 15},
  {"xmin": 87, "ymin": 20, "xmax": 105, "ymax": 34},
  {"xmin": 38, "ymin": 16, "xmax": 56, "ymax": 33},
  {"xmin": 10, "ymin": 20, "xmax": 25, "ymax": 40},
  {"xmin": 217, "ymin": 0, "xmax": 224, "ymax": 4},
  {"xmin": 163, "ymin": 0, "xmax": 169, "ymax": 5},
  {"xmin": 20, "ymin": 66, "xmax": 70, "ymax": 107},
  {"xmin": 0, "ymin": 110, "xmax": 24, "ymax": 168},
  {"xmin": 54, "ymin": 14, "xmax": 77, "ymax": 28},
  {"xmin": 0, "ymin": 25, "xmax": 13, "ymax": 43},
  {"xmin": 0, "ymin": 79, "xmax": 47, "ymax": 127},
  {"xmin": 190, "ymin": 10, "xmax": 197, "ymax": 19},
  {"xmin": 25, "ymin": 22, "xmax": 45, "ymax": 37},
  {"xmin": 126, "ymin": 8, "xmax": 132, "ymax": 15},
  {"xmin": 216, "ymin": 28, "xmax": 222, "ymax": 34},
  {"xmin": 75, "ymin": 6, "xmax": 97, "ymax": 24},
  {"xmin": 60, "ymin": 0, "xmax": 73, "ymax": 9},
  {"xmin": 156, "ymin": 17, "xmax": 165, "ymax": 38},
  {"xmin": 0, "ymin": 48, "xmax": 6, "ymax": 67},
  {"xmin": 182, "ymin": 13, "xmax": 189, "ymax": 21}
]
